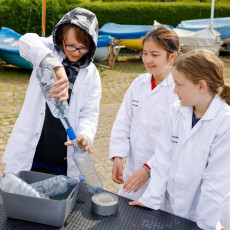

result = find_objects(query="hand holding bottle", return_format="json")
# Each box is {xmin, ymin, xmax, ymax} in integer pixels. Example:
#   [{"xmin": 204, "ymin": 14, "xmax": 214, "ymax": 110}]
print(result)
[
  {"xmin": 65, "ymin": 135, "xmax": 92, "ymax": 153},
  {"xmin": 50, "ymin": 66, "xmax": 69, "ymax": 102},
  {"xmin": 36, "ymin": 65, "xmax": 69, "ymax": 119}
]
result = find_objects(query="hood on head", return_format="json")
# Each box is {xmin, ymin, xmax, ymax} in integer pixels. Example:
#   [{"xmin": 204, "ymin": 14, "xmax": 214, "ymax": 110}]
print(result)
[{"xmin": 52, "ymin": 7, "xmax": 98, "ymax": 67}]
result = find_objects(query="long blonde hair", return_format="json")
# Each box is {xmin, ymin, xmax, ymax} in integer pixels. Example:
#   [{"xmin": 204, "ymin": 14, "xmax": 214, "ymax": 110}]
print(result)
[{"xmin": 173, "ymin": 49, "xmax": 230, "ymax": 104}]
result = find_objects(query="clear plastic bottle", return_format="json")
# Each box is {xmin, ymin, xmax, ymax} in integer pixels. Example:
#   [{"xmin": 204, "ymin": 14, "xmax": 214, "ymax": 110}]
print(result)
[
  {"xmin": 61, "ymin": 119, "xmax": 103, "ymax": 195},
  {"xmin": 36, "ymin": 65, "xmax": 69, "ymax": 119},
  {"xmin": 71, "ymin": 139, "xmax": 103, "ymax": 195},
  {"xmin": 0, "ymin": 173, "xmax": 47, "ymax": 199},
  {"xmin": 30, "ymin": 175, "xmax": 85, "ymax": 197}
]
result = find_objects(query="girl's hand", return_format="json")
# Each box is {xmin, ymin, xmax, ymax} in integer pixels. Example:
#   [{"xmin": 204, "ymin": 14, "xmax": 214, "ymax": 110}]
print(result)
[
  {"xmin": 50, "ymin": 66, "xmax": 69, "ymax": 102},
  {"xmin": 123, "ymin": 167, "xmax": 150, "ymax": 193},
  {"xmin": 129, "ymin": 200, "xmax": 146, "ymax": 207},
  {"xmin": 77, "ymin": 135, "xmax": 92, "ymax": 153},
  {"xmin": 112, "ymin": 157, "xmax": 125, "ymax": 184},
  {"xmin": 64, "ymin": 135, "xmax": 92, "ymax": 154}
]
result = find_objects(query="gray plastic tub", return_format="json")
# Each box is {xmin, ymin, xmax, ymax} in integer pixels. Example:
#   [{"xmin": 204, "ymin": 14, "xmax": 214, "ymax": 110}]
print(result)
[{"xmin": 2, "ymin": 171, "xmax": 78, "ymax": 227}]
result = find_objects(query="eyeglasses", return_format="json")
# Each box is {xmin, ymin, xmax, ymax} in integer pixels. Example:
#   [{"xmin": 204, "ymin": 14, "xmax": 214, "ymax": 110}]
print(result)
[{"xmin": 63, "ymin": 40, "xmax": 89, "ymax": 54}]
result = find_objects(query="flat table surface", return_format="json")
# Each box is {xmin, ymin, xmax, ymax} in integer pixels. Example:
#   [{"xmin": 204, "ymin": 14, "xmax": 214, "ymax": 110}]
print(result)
[{"xmin": 0, "ymin": 183, "xmax": 202, "ymax": 230}]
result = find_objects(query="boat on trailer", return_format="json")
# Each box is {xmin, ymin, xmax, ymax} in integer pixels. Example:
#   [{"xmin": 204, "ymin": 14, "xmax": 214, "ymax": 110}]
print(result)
[
  {"xmin": 99, "ymin": 23, "xmax": 173, "ymax": 50},
  {"xmin": 0, "ymin": 27, "xmax": 33, "ymax": 69},
  {"xmin": 0, "ymin": 27, "xmax": 121, "ymax": 69}
]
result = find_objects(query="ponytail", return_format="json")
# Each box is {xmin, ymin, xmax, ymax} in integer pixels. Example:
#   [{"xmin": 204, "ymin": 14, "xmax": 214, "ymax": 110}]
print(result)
[{"xmin": 217, "ymin": 84, "xmax": 230, "ymax": 105}]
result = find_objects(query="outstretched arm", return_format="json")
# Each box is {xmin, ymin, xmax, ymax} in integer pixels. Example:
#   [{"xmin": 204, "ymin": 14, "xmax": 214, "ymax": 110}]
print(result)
[{"xmin": 19, "ymin": 33, "xmax": 69, "ymax": 101}]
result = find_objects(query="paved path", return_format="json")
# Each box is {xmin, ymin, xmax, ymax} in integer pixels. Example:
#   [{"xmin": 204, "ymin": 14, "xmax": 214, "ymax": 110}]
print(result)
[{"xmin": 91, "ymin": 103, "xmax": 121, "ymax": 193}]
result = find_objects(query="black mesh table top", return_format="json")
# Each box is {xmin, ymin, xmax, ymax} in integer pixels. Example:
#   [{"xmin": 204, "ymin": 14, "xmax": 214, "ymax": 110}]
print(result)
[{"xmin": 0, "ymin": 183, "xmax": 202, "ymax": 230}]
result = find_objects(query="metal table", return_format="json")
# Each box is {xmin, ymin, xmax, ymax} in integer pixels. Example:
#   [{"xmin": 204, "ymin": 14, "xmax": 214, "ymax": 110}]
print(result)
[{"xmin": 0, "ymin": 184, "xmax": 202, "ymax": 230}]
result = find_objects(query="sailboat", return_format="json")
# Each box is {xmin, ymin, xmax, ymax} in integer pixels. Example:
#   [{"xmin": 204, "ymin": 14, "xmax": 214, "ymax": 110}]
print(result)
[
  {"xmin": 174, "ymin": 0, "xmax": 224, "ymax": 55},
  {"xmin": 0, "ymin": 27, "xmax": 33, "ymax": 69},
  {"xmin": 0, "ymin": 0, "xmax": 48, "ymax": 70},
  {"xmin": 0, "ymin": 0, "xmax": 120, "ymax": 69}
]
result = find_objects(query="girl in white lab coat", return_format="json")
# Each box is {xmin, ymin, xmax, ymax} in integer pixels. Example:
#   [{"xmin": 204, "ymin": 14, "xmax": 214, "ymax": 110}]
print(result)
[
  {"xmin": 130, "ymin": 49, "xmax": 230, "ymax": 230},
  {"xmin": 109, "ymin": 26, "xmax": 179, "ymax": 200},
  {"xmin": 2, "ymin": 8, "xmax": 101, "ymax": 177}
]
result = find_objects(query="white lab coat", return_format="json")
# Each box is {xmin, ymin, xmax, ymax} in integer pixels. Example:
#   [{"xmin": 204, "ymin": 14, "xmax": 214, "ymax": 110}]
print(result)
[
  {"xmin": 109, "ymin": 72, "xmax": 178, "ymax": 200},
  {"xmin": 139, "ymin": 96, "xmax": 230, "ymax": 230},
  {"xmin": 2, "ymin": 34, "xmax": 102, "ymax": 177}
]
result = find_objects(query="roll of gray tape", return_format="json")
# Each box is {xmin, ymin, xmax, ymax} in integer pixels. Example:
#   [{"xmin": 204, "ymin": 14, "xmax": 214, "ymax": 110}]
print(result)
[{"xmin": 91, "ymin": 192, "xmax": 118, "ymax": 216}]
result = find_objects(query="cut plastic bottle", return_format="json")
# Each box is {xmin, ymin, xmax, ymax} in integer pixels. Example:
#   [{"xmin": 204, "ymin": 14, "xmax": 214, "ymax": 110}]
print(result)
[
  {"xmin": 71, "ymin": 139, "xmax": 103, "ymax": 195},
  {"xmin": 0, "ymin": 173, "xmax": 47, "ymax": 198},
  {"xmin": 31, "ymin": 175, "xmax": 85, "ymax": 197}
]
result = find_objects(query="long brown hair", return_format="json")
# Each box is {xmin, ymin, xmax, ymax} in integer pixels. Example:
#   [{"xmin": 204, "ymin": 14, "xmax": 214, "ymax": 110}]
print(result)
[
  {"xmin": 143, "ymin": 26, "xmax": 180, "ymax": 57},
  {"xmin": 173, "ymin": 49, "xmax": 230, "ymax": 104}
]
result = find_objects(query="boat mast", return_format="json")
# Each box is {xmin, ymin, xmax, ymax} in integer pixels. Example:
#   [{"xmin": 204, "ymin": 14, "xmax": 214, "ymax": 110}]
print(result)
[
  {"xmin": 210, "ymin": 0, "xmax": 215, "ymax": 28},
  {"xmin": 41, "ymin": 0, "xmax": 46, "ymax": 37}
]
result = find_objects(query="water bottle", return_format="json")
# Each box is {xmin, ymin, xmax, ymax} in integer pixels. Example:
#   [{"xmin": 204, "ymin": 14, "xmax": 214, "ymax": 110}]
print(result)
[
  {"xmin": 30, "ymin": 175, "xmax": 85, "ymax": 197},
  {"xmin": 0, "ymin": 173, "xmax": 47, "ymax": 199},
  {"xmin": 61, "ymin": 119, "xmax": 103, "ymax": 195},
  {"xmin": 36, "ymin": 65, "xmax": 69, "ymax": 119},
  {"xmin": 71, "ymin": 139, "xmax": 103, "ymax": 195},
  {"xmin": 60, "ymin": 117, "xmax": 103, "ymax": 195}
]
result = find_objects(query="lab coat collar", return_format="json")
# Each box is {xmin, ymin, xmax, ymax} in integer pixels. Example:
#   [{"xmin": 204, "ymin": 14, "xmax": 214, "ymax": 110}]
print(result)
[
  {"xmin": 160, "ymin": 72, "xmax": 174, "ymax": 87},
  {"xmin": 179, "ymin": 96, "xmax": 222, "ymax": 146},
  {"xmin": 144, "ymin": 72, "xmax": 174, "ymax": 87},
  {"xmin": 180, "ymin": 95, "xmax": 221, "ymax": 121}
]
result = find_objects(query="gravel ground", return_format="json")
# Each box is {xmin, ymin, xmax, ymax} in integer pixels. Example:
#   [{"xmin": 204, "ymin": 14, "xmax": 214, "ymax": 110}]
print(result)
[{"xmin": 0, "ymin": 55, "xmax": 230, "ymax": 194}]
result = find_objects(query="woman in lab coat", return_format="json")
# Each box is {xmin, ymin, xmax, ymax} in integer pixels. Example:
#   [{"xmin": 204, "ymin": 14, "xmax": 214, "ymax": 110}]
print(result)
[
  {"xmin": 109, "ymin": 26, "xmax": 179, "ymax": 200},
  {"xmin": 130, "ymin": 49, "xmax": 230, "ymax": 230},
  {"xmin": 2, "ymin": 8, "xmax": 101, "ymax": 177}
]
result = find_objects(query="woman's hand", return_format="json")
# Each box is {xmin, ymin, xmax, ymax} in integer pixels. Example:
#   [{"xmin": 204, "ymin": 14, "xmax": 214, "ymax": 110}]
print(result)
[
  {"xmin": 65, "ymin": 135, "xmax": 92, "ymax": 154},
  {"xmin": 123, "ymin": 167, "xmax": 150, "ymax": 193},
  {"xmin": 129, "ymin": 200, "xmax": 146, "ymax": 207},
  {"xmin": 112, "ymin": 157, "xmax": 125, "ymax": 184},
  {"xmin": 50, "ymin": 66, "xmax": 69, "ymax": 102}
]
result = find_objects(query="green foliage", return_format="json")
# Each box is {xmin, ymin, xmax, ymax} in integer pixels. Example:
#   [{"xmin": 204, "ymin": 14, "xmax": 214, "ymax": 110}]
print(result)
[
  {"xmin": 102, "ymin": 0, "xmax": 175, "ymax": 1},
  {"xmin": 77, "ymin": 2, "xmax": 230, "ymax": 28},
  {"xmin": 101, "ymin": 0, "xmax": 230, "ymax": 2},
  {"xmin": 0, "ymin": 0, "xmax": 230, "ymax": 36}
]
